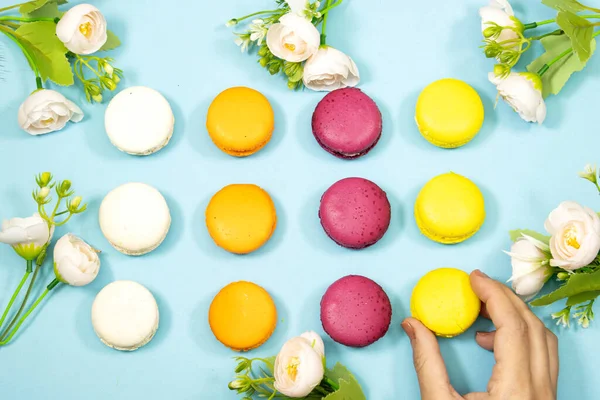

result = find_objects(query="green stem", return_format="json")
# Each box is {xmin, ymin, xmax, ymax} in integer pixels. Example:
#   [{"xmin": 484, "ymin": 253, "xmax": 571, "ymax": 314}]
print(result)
[
  {"xmin": 76, "ymin": 55, "xmax": 102, "ymax": 79},
  {"xmin": 0, "ymin": 279, "xmax": 60, "ymax": 345},
  {"xmin": 0, "ymin": 2, "xmax": 28, "ymax": 13},
  {"xmin": 525, "ymin": 14, "xmax": 600, "ymax": 30},
  {"xmin": 54, "ymin": 213, "xmax": 73, "ymax": 226},
  {"xmin": 0, "ymin": 264, "xmax": 31, "ymax": 329},
  {"xmin": 50, "ymin": 195, "xmax": 63, "ymax": 219},
  {"xmin": 54, "ymin": 210, "xmax": 69, "ymax": 217},
  {"xmin": 0, "ymin": 25, "xmax": 42, "ymax": 88},
  {"xmin": 530, "ymin": 28, "xmax": 563, "ymax": 41},
  {"xmin": 0, "ymin": 16, "xmax": 55, "ymax": 22},
  {"xmin": 0, "ymin": 261, "xmax": 41, "ymax": 340},
  {"xmin": 320, "ymin": 0, "xmax": 334, "ymax": 45},
  {"xmin": 231, "ymin": 9, "xmax": 282, "ymax": 23},
  {"xmin": 538, "ymin": 31, "xmax": 600, "ymax": 76},
  {"xmin": 0, "ymin": 20, "xmax": 19, "ymax": 29},
  {"xmin": 324, "ymin": 377, "xmax": 340, "ymax": 391},
  {"xmin": 320, "ymin": 0, "xmax": 343, "ymax": 15}
]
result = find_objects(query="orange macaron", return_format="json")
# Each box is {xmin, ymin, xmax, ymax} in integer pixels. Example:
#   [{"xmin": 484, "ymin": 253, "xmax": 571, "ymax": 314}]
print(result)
[
  {"xmin": 206, "ymin": 87, "xmax": 274, "ymax": 157},
  {"xmin": 209, "ymin": 281, "xmax": 277, "ymax": 351}
]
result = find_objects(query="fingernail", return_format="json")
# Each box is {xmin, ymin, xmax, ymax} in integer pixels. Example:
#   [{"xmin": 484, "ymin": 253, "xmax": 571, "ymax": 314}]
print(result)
[
  {"xmin": 401, "ymin": 320, "xmax": 416, "ymax": 341},
  {"xmin": 474, "ymin": 269, "xmax": 489, "ymax": 278}
]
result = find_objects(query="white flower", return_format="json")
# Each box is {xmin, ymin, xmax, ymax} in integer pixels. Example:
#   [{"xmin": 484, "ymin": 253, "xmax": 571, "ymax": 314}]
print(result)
[
  {"xmin": 266, "ymin": 13, "xmax": 320, "ymax": 62},
  {"xmin": 249, "ymin": 19, "xmax": 268, "ymax": 45},
  {"xmin": 53, "ymin": 234, "xmax": 100, "ymax": 287},
  {"xmin": 479, "ymin": 0, "xmax": 523, "ymax": 44},
  {"xmin": 56, "ymin": 4, "xmax": 108, "ymax": 55},
  {"xmin": 274, "ymin": 336, "xmax": 324, "ymax": 397},
  {"xmin": 489, "ymin": 72, "xmax": 546, "ymax": 124},
  {"xmin": 544, "ymin": 201, "xmax": 600, "ymax": 270},
  {"xmin": 505, "ymin": 235, "xmax": 552, "ymax": 299},
  {"xmin": 0, "ymin": 213, "xmax": 53, "ymax": 261},
  {"xmin": 579, "ymin": 164, "xmax": 598, "ymax": 184},
  {"xmin": 18, "ymin": 89, "xmax": 84, "ymax": 135},
  {"xmin": 234, "ymin": 36, "xmax": 251, "ymax": 53},
  {"xmin": 300, "ymin": 331, "xmax": 325, "ymax": 359},
  {"xmin": 303, "ymin": 46, "xmax": 360, "ymax": 91}
]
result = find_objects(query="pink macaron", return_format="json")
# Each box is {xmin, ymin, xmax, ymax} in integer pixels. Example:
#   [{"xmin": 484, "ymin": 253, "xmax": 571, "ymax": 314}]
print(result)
[
  {"xmin": 312, "ymin": 88, "xmax": 383, "ymax": 159},
  {"xmin": 321, "ymin": 275, "xmax": 392, "ymax": 347},
  {"xmin": 319, "ymin": 177, "xmax": 391, "ymax": 249}
]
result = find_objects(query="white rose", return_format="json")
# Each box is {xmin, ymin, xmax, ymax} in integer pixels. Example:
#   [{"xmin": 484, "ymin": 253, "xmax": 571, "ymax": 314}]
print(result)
[
  {"xmin": 266, "ymin": 13, "xmax": 320, "ymax": 62},
  {"xmin": 302, "ymin": 46, "xmax": 360, "ymax": 92},
  {"xmin": 18, "ymin": 89, "xmax": 84, "ymax": 136},
  {"xmin": 479, "ymin": 0, "xmax": 523, "ymax": 44},
  {"xmin": 53, "ymin": 234, "xmax": 100, "ymax": 287},
  {"xmin": 545, "ymin": 201, "xmax": 600, "ymax": 270},
  {"xmin": 505, "ymin": 235, "xmax": 552, "ymax": 299},
  {"xmin": 300, "ymin": 331, "xmax": 325, "ymax": 359},
  {"xmin": 0, "ymin": 213, "xmax": 53, "ymax": 261},
  {"xmin": 489, "ymin": 72, "xmax": 546, "ymax": 124},
  {"xmin": 56, "ymin": 4, "xmax": 108, "ymax": 55},
  {"xmin": 274, "ymin": 336, "xmax": 324, "ymax": 397}
]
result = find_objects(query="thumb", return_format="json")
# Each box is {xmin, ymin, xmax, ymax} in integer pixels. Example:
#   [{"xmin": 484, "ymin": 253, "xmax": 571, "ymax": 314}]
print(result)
[{"xmin": 402, "ymin": 318, "xmax": 456, "ymax": 400}]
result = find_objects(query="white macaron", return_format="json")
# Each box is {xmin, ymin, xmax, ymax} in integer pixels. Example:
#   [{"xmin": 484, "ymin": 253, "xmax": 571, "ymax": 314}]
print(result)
[
  {"xmin": 92, "ymin": 280, "xmax": 159, "ymax": 351},
  {"xmin": 105, "ymin": 86, "xmax": 175, "ymax": 155},
  {"xmin": 99, "ymin": 182, "xmax": 171, "ymax": 255}
]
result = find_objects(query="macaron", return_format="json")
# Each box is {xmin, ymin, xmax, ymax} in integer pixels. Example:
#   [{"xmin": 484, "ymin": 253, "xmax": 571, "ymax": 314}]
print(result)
[
  {"xmin": 209, "ymin": 281, "xmax": 277, "ymax": 351},
  {"xmin": 312, "ymin": 88, "xmax": 382, "ymax": 159},
  {"xmin": 321, "ymin": 275, "xmax": 392, "ymax": 347},
  {"xmin": 99, "ymin": 182, "xmax": 171, "ymax": 255},
  {"xmin": 92, "ymin": 281, "xmax": 160, "ymax": 351},
  {"xmin": 415, "ymin": 172, "xmax": 485, "ymax": 244},
  {"xmin": 411, "ymin": 268, "xmax": 480, "ymax": 337},
  {"xmin": 415, "ymin": 78, "xmax": 484, "ymax": 148},
  {"xmin": 319, "ymin": 177, "xmax": 391, "ymax": 249},
  {"xmin": 206, "ymin": 87, "xmax": 274, "ymax": 157},
  {"xmin": 105, "ymin": 86, "xmax": 175, "ymax": 155},
  {"xmin": 206, "ymin": 184, "xmax": 277, "ymax": 254}
]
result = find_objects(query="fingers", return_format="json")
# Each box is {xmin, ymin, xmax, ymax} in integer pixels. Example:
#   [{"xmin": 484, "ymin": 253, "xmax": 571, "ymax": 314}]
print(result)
[
  {"xmin": 546, "ymin": 330, "xmax": 559, "ymax": 395},
  {"xmin": 475, "ymin": 331, "xmax": 495, "ymax": 351},
  {"xmin": 401, "ymin": 318, "xmax": 456, "ymax": 399},
  {"xmin": 463, "ymin": 393, "xmax": 488, "ymax": 400}
]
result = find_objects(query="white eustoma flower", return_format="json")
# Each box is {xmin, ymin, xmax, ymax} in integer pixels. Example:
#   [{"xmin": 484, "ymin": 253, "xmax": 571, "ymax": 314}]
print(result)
[
  {"xmin": 266, "ymin": 13, "xmax": 320, "ymax": 62},
  {"xmin": 53, "ymin": 234, "xmax": 100, "ymax": 287},
  {"xmin": 300, "ymin": 331, "xmax": 325, "ymax": 359},
  {"xmin": 544, "ymin": 201, "xmax": 600, "ymax": 270},
  {"xmin": 303, "ymin": 46, "xmax": 360, "ymax": 91},
  {"xmin": 18, "ymin": 89, "xmax": 84, "ymax": 135},
  {"xmin": 489, "ymin": 72, "xmax": 546, "ymax": 124},
  {"xmin": 479, "ymin": 0, "xmax": 523, "ymax": 44},
  {"xmin": 0, "ymin": 213, "xmax": 53, "ymax": 261},
  {"xmin": 56, "ymin": 4, "xmax": 108, "ymax": 55},
  {"xmin": 274, "ymin": 336, "xmax": 324, "ymax": 397},
  {"xmin": 505, "ymin": 235, "xmax": 552, "ymax": 299}
]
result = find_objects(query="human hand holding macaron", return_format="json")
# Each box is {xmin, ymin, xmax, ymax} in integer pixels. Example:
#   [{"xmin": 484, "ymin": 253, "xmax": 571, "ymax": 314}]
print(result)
[{"xmin": 403, "ymin": 270, "xmax": 559, "ymax": 400}]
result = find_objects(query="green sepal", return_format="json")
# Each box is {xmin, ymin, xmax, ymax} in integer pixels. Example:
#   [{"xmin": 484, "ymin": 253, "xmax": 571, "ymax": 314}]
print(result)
[
  {"xmin": 53, "ymin": 262, "xmax": 67, "ymax": 284},
  {"xmin": 12, "ymin": 243, "xmax": 44, "ymax": 261},
  {"xmin": 509, "ymin": 229, "xmax": 551, "ymax": 244},
  {"xmin": 531, "ymin": 269, "xmax": 600, "ymax": 306}
]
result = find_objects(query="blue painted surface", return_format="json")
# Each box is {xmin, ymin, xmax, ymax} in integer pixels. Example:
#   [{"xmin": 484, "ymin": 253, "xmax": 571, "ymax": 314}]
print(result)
[{"xmin": 0, "ymin": 0, "xmax": 598, "ymax": 398}]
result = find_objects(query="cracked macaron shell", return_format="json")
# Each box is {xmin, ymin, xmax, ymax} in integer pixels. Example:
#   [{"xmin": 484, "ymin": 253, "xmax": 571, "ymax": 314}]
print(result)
[{"xmin": 410, "ymin": 268, "xmax": 480, "ymax": 337}]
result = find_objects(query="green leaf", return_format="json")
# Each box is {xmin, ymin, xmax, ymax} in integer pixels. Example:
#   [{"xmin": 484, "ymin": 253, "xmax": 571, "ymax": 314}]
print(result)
[
  {"xmin": 509, "ymin": 229, "xmax": 551, "ymax": 244},
  {"xmin": 531, "ymin": 269, "xmax": 600, "ymax": 306},
  {"xmin": 322, "ymin": 363, "xmax": 366, "ymax": 400},
  {"xmin": 527, "ymin": 34, "xmax": 595, "ymax": 97},
  {"xmin": 566, "ymin": 290, "xmax": 600, "ymax": 306},
  {"xmin": 542, "ymin": 0, "xmax": 600, "ymax": 12},
  {"xmin": 556, "ymin": 11, "xmax": 594, "ymax": 62},
  {"xmin": 19, "ymin": 0, "xmax": 67, "ymax": 15},
  {"xmin": 99, "ymin": 30, "xmax": 121, "ymax": 52},
  {"xmin": 15, "ymin": 21, "xmax": 73, "ymax": 86},
  {"xmin": 23, "ymin": 2, "xmax": 62, "ymax": 18}
]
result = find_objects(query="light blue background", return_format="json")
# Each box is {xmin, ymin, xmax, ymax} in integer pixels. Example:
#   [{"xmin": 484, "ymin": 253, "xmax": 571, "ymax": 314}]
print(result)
[{"xmin": 0, "ymin": 0, "xmax": 599, "ymax": 398}]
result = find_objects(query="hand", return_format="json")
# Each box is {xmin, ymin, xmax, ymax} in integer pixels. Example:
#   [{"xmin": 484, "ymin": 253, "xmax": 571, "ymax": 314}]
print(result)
[{"xmin": 401, "ymin": 270, "xmax": 558, "ymax": 400}]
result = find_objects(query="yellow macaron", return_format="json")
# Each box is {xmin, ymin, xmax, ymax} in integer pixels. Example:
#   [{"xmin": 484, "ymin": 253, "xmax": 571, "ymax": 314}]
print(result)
[
  {"xmin": 206, "ymin": 87, "xmax": 274, "ymax": 157},
  {"xmin": 209, "ymin": 281, "xmax": 277, "ymax": 351},
  {"xmin": 411, "ymin": 268, "xmax": 480, "ymax": 337},
  {"xmin": 415, "ymin": 172, "xmax": 485, "ymax": 244},
  {"xmin": 205, "ymin": 184, "xmax": 277, "ymax": 254},
  {"xmin": 415, "ymin": 78, "xmax": 484, "ymax": 148}
]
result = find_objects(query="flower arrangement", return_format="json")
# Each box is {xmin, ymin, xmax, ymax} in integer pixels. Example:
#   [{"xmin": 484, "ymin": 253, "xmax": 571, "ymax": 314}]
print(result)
[
  {"xmin": 0, "ymin": 0, "xmax": 122, "ymax": 135},
  {"xmin": 228, "ymin": 331, "xmax": 365, "ymax": 399},
  {"xmin": 505, "ymin": 164, "xmax": 600, "ymax": 328},
  {"xmin": 0, "ymin": 173, "xmax": 100, "ymax": 345},
  {"xmin": 226, "ymin": 0, "xmax": 359, "ymax": 92},
  {"xmin": 479, "ymin": 0, "xmax": 600, "ymax": 124}
]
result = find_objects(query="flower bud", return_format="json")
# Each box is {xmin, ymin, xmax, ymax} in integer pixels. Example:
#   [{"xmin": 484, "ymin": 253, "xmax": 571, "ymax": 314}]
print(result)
[
  {"xmin": 483, "ymin": 25, "xmax": 500, "ymax": 39},
  {"xmin": 557, "ymin": 272, "xmax": 570, "ymax": 281},
  {"xmin": 101, "ymin": 76, "xmax": 117, "ymax": 91},
  {"xmin": 228, "ymin": 378, "xmax": 246, "ymax": 390},
  {"xmin": 102, "ymin": 61, "xmax": 114, "ymax": 77},
  {"xmin": 70, "ymin": 196, "xmax": 82, "ymax": 210},
  {"xmin": 578, "ymin": 164, "xmax": 598, "ymax": 184},
  {"xmin": 58, "ymin": 180, "xmax": 72, "ymax": 196},
  {"xmin": 92, "ymin": 94, "xmax": 103, "ymax": 103},
  {"xmin": 259, "ymin": 57, "xmax": 269, "ymax": 67},
  {"xmin": 258, "ymin": 45, "xmax": 269, "ymax": 57},
  {"xmin": 226, "ymin": 18, "xmax": 238, "ymax": 27},
  {"xmin": 493, "ymin": 63, "xmax": 511, "ymax": 78},
  {"xmin": 498, "ymin": 50, "xmax": 518, "ymax": 65},
  {"xmin": 37, "ymin": 172, "xmax": 52, "ymax": 187},
  {"xmin": 484, "ymin": 46, "xmax": 500, "ymax": 58},
  {"xmin": 87, "ymin": 83, "xmax": 101, "ymax": 96},
  {"xmin": 112, "ymin": 74, "xmax": 121, "ymax": 84},
  {"xmin": 38, "ymin": 187, "xmax": 50, "ymax": 200}
]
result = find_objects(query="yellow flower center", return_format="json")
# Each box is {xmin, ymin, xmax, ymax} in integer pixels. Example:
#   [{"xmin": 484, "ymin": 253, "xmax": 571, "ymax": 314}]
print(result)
[
  {"xmin": 41, "ymin": 117, "xmax": 54, "ymax": 125},
  {"xmin": 79, "ymin": 22, "xmax": 93, "ymax": 38},
  {"xmin": 286, "ymin": 357, "xmax": 301, "ymax": 381},
  {"xmin": 565, "ymin": 227, "xmax": 581, "ymax": 249},
  {"xmin": 284, "ymin": 43, "xmax": 296, "ymax": 52}
]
